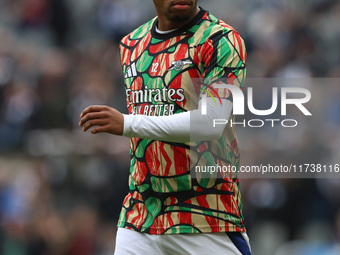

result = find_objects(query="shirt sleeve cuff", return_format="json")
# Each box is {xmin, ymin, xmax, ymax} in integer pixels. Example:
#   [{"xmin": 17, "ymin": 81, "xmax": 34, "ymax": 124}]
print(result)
[{"xmin": 122, "ymin": 114, "xmax": 133, "ymax": 137}]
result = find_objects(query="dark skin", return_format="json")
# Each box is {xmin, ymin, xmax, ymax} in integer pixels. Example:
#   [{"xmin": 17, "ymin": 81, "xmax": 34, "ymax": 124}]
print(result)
[
  {"xmin": 79, "ymin": 0, "xmax": 199, "ymax": 135},
  {"xmin": 153, "ymin": 0, "xmax": 199, "ymax": 31},
  {"xmin": 79, "ymin": 105, "xmax": 124, "ymax": 135}
]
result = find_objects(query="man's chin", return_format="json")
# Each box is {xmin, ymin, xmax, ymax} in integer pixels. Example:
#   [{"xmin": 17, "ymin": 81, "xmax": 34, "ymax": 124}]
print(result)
[
  {"xmin": 169, "ymin": 14, "xmax": 192, "ymax": 23},
  {"xmin": 166, "ymin": 9, "xmax": 195, "ymax": 23}
]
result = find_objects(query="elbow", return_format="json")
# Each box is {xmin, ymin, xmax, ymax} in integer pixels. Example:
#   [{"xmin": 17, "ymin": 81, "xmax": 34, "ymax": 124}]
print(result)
[
  {"xmin": 208, "ymin": 125, "xmax": 225, "ymax": 140},
  {"xmin": 203, "ymin": 115, "xmax": 226, "ymax": 140},
  {"xmin": 191, "ymin": 116, "xmax": 227, "ymax": 141},
  {"xmin": 194, "ymin": 125, "xmax": 225, "ymax": 141}
]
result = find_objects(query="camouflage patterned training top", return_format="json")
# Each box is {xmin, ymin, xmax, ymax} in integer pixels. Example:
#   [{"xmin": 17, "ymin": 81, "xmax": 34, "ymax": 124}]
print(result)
[{"xmin": 118, "ymin": 8, "xmax": 247, "ymax": 234}]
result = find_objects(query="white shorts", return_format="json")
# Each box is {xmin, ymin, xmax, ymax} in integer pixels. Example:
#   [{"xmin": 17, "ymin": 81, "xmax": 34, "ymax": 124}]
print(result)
[{"xmin": 114, "ymin": 227, "xmax": 251, "ymax": 255}]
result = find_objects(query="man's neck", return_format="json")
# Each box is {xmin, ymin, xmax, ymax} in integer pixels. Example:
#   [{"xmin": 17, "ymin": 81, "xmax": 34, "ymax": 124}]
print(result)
[{"xmin": 157, "ymin": 6, "xmax": 200, "ymax": 31}]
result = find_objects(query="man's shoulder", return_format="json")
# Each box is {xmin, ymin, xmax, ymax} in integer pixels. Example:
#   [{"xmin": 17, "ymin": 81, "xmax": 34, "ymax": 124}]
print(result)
[
  {"xmin": 120, "ymin": 17, "xmax": 156, "ymax": 45},
  {"xmin": 199, "ymin": 11, "xmax": 241, "ymax": 39}
]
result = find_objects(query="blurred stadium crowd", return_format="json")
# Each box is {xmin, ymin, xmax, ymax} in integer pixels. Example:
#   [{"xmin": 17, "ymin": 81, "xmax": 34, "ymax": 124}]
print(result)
[{"xmin": 0, "ymin": 0, "xmax": 339, "ymax": 254}]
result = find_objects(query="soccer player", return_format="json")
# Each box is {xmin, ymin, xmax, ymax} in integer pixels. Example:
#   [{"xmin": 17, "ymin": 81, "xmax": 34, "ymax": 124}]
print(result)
[{"xmin": 79, "ymin": 0, "xmax": 250, "ymax": 254}]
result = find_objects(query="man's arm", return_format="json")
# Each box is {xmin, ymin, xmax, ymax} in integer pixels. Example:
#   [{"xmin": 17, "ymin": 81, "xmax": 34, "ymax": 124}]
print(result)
[
  {"xmin": 80, "ymin": 28, "xmax": 246, "ymax": 141},
  {"xmin": 79, "ymin": 97, "xmax": 232, "ymax": 143}
]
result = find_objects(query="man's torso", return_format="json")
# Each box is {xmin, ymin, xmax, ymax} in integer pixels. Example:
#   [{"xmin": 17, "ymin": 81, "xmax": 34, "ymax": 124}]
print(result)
[{"xmin": 118, "ymin": 8, "xmax": 247, "ymax": 234}]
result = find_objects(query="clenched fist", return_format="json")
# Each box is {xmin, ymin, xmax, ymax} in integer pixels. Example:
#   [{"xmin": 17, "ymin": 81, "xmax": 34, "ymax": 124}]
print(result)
[{"xmin": 79, "ymin": 105, "xmax": 124, "ymax": 135}]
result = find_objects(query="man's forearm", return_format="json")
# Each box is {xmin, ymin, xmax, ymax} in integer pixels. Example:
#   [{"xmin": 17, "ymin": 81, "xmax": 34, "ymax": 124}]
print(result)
[{"xmin": 123, "ymin": 98, "xmax": 232, "ymax": 142}]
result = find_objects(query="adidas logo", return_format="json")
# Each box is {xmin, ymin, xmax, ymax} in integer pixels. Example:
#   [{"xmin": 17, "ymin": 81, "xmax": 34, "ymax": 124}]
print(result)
[{"xmin": 124, "ymin": 62, "xmax": 137, "ymax": 78}]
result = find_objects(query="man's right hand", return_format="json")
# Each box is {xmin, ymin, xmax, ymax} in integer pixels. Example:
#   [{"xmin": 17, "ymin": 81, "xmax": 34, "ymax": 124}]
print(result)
[{"xmin": 79, "ymin": 105, "xmax": 124, "ymax": 136}]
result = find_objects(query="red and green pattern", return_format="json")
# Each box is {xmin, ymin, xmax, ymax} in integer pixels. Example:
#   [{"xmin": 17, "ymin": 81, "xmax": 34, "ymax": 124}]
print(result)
[{"xmin": 118, "ymin": 9, "xmax": 247, "ymax": 234}]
